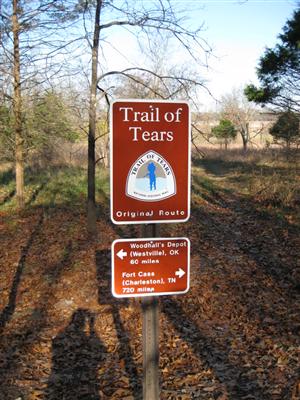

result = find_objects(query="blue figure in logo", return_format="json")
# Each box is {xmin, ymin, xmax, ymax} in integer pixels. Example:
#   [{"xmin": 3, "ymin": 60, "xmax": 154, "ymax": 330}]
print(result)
[{"xmin": 145, "ymin": 162, "xmax": 156, "ymax": 191}]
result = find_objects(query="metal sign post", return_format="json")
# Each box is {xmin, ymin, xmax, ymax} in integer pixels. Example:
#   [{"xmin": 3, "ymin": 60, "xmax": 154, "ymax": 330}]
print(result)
[
  {"xmin": 142, "ymin": 222, "xmax": 159, "ymax": 400},
  {"xmin": 142, "ymin": 295, "xmax": 159, "ymax": 400}
]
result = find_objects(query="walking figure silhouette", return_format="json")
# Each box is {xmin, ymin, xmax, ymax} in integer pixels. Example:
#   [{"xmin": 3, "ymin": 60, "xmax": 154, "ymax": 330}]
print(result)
[{"xmin": 145, "ymin": 162, "xmax": 156, "ymax": 191}]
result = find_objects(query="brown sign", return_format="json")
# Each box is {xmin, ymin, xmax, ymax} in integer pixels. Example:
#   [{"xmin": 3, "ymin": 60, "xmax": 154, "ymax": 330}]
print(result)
[
  {"xmin": 110, "ymin": 100, "xmax": 190, "ymax": 224},
  {"xmin": 112, "ymin": 238, "xmax": 190, "ymax": 298}
]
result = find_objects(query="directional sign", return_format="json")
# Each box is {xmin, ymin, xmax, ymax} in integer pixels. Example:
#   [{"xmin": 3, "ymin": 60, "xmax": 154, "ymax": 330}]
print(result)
[
  {"xmin": 110, "ymin": 100, "xmax": 190, "ymax": 224},
  {"xmin": 112, "ymin": 238, "xmax": 190, "ymax": 298}
]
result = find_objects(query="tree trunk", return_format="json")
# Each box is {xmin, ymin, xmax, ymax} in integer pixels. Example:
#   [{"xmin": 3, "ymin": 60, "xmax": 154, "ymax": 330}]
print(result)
[
  {"xmin": 225, "ymin": 138, "xmax": 228, "ymax": 150},
  {"xmin": 87, "ymin": 0, "xmax": 102, "ymax": 235},
  {"xmin": 241, "ymin": 122, "xmax": 249, "ymax": 152},
  {"xmin": 12, "ymin": 0, "xmax": 24, "ymax": 208},
  {"xmin": 286, "ymin": 139, "xmax": 291, "ymax": 161},
  {"xmin": 241, "ymin": 132, "xmax": 247, "ymax": 152}
]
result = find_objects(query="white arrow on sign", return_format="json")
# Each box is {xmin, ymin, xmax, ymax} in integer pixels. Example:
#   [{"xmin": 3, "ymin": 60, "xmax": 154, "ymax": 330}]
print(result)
[
  {"xmin": 175, "ymin": 268, "xmax": 185, "ymax": 278},
  {"xmin": 117, "ymin": 249, "xmax": 127, "ymax": 260}
]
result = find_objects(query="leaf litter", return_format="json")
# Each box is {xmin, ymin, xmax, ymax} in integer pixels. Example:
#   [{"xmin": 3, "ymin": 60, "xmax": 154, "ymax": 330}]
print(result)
[{"xmin": 0, "ymin": 164, "xmax": 299, "ymax": 399}]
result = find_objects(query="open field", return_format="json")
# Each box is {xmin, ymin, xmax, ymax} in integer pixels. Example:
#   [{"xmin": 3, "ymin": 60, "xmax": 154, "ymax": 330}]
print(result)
[{"xmin": 0, "ymin": 149, "xmax": 299, "ymax": 399}]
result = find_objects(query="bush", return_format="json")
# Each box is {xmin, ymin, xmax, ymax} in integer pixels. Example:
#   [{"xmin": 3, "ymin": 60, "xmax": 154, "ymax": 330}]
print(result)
[{"xmin": 270, "ymin": 111, "xmax": 300, "ymax": 151}]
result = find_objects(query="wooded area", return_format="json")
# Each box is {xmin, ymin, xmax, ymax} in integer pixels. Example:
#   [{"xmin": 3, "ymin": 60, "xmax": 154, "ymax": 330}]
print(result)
[{"xmin": 1, "ymin": 1, "xmax": 300, "ymax": 399}]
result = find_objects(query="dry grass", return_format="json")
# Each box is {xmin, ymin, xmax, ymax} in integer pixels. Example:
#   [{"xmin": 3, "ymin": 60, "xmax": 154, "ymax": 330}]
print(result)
[{"xmin": 193, "ymin": 147, "xmax": 300, "ymax": 224}]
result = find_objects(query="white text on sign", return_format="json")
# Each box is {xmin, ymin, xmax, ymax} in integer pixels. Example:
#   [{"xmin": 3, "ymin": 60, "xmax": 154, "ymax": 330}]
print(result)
[
  {"xmin": 112, "ymin": 238, "xmax": 190, "ymax": 298},
  {"xmin": 119, "ymin": 105, "xmax": 183, "ymax": 142}
]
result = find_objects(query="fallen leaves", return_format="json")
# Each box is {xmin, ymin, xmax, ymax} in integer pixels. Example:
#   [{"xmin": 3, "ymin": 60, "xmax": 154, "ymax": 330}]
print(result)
[{"xmin": 0, "ymin": 160, "xmax": 299, "ymax": 399}]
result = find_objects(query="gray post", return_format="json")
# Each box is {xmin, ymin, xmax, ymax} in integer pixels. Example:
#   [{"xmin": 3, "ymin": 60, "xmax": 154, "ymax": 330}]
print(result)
[{"xmin": 142, "ymin": 224, "xmax": 160, "ymax": 400}]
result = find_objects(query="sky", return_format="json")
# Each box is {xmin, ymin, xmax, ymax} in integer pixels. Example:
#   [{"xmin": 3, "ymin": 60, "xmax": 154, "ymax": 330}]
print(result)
[
  {"xmin": 186, "ymin": 0, "xmax": 298, "ymax": 109},
  {"xmin": 100, "ymin": 0, "xmax": 298, "ymax": 109}
]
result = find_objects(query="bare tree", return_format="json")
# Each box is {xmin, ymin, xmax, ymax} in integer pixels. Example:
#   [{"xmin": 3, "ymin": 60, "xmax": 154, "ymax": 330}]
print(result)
[
  {"xmin": 219, "ymin": 88, "xmax": 263, "ymax": 151},
  {"xmin": 2, "ymin": 0, "xmax": 213, "ymax": 228},
  {"xmin": 0, "ymin": 0, "xmax": 82, "ymax": 207},
  {"xmin": 87, "ymin": 0, "xmax": 101, "ymax": 234},
  {"xmin": 11, "ymin": 0, "xmax": 24, "ymax": 207}
]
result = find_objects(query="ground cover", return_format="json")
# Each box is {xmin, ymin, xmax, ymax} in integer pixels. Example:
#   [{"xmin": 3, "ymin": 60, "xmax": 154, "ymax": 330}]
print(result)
[{"xmin": 0, "ymin": 151, "xmax": 299, "ymax": 399}]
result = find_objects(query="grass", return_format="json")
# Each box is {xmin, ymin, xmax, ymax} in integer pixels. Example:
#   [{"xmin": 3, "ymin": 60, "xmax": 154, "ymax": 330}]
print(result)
[
  {"xmin": 0, "ymin": 164, "xmax": 109, "ymax": 212},
  {"xmin": 193, "ymin": 148, "xmax": 300, "ymax": 225},
  {"xmin": 1, "ymin": 149, "xmax": 299, "ymax": 225}
]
